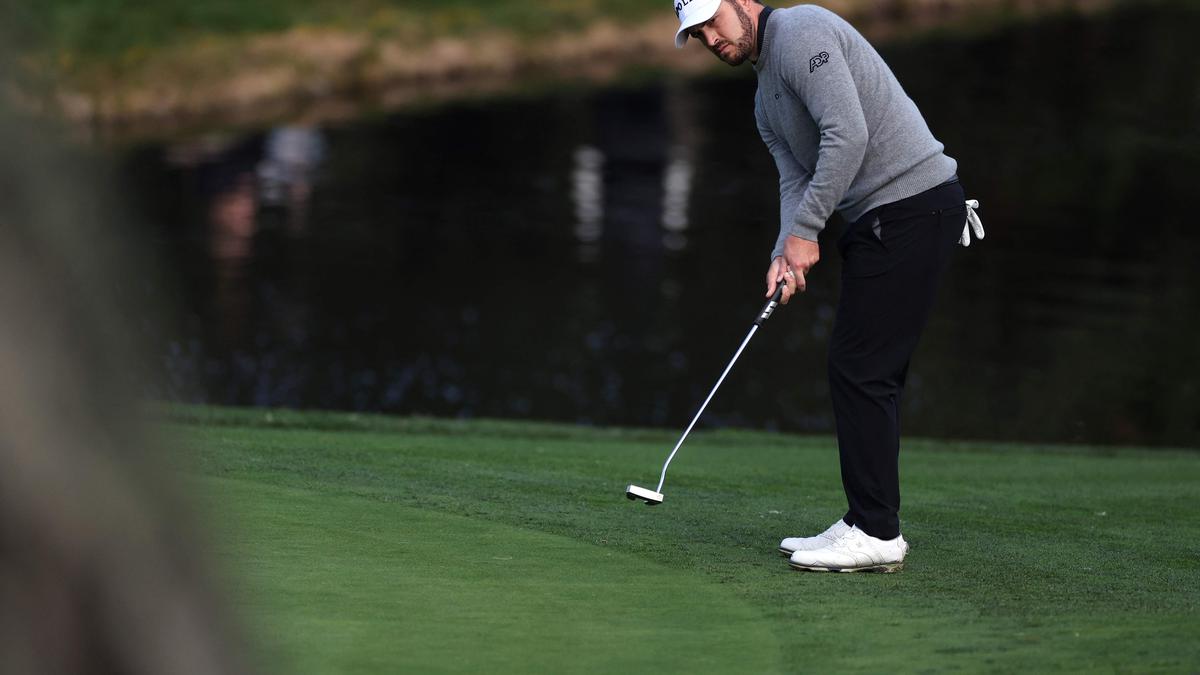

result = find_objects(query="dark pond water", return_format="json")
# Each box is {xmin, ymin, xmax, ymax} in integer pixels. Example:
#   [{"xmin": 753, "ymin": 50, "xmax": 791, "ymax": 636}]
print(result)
[{"xmin": 125, "ymin": 3, "xmax": 1200, "ymax": 446}]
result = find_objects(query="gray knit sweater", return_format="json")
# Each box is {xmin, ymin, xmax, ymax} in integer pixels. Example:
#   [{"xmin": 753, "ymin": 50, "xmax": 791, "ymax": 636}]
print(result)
[{"xmin": 754, "ymin": 5, "xmax": 957, "ymax": 259}]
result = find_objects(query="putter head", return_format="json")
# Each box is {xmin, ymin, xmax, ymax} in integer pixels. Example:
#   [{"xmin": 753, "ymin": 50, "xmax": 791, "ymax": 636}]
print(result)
[{"xmin": 625, "ymin": 484, "xmax": 664, "ymax": 505}]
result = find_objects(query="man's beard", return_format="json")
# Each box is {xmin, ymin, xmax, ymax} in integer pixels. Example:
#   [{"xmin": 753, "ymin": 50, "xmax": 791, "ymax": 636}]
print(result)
[{"xmin": 712, "ymin": 1, "xmax": 755, "ymax": 66}]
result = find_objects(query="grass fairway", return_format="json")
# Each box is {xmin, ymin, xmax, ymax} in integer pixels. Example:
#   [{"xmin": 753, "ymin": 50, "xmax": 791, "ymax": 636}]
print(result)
[{"xmin": 168, "ymin": 406, "xmax": 1200, "ymax": 673}]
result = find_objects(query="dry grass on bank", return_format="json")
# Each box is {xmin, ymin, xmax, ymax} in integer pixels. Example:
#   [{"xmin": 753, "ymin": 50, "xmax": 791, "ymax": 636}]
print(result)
[{"xmin": 9, "ymin": 0, "xmax": 1123, "ymax": 139}]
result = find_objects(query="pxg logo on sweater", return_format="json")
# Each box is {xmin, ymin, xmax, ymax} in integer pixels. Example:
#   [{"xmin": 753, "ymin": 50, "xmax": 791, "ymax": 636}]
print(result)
[{"xmin": 809, "ymin": 51, "xmax": 831, "ymax": 73}]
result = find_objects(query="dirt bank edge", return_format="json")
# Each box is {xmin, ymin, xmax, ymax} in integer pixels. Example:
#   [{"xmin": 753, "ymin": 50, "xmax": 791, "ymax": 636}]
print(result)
[{"xmin": 16, "ymin": 0, "xmax": 1119, "ymax": 142}]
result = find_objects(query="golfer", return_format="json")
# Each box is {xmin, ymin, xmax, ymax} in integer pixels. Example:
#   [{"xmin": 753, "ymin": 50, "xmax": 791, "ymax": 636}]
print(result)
[{"xmin": 673, "ymin": 0, "xmax": 982, "ymax": 572}]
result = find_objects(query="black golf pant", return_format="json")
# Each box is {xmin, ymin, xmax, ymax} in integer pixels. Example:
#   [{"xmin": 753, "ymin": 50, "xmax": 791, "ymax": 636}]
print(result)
[{"xmin": 830, "ymin": 179, "xmax": 965, "ymax": 541}]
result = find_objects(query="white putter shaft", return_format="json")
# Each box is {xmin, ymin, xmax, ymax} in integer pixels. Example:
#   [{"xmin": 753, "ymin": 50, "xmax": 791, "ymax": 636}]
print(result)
[
  {"xmin": 626, "ymin": 285, "xmax": 783, "ymax": 505},
  {"xmin": 655, "ymin": 324, "xmax": 758, "ymax": 490}
]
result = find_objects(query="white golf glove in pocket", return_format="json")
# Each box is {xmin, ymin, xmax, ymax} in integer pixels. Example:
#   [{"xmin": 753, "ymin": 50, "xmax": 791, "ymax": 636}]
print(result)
[{"xmin": 959, "ymin": 199, "xmax": 984, "ymax": 246}]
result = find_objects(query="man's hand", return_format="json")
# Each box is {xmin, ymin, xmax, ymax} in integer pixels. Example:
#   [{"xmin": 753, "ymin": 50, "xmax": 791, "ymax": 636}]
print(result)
[{"xmin": 766, "ymin": 235, "xmax": 820, "ymax": 304}]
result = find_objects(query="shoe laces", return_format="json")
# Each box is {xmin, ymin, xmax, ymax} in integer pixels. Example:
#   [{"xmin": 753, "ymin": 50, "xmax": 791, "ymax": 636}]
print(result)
[{"xmin": 829, "ymin": 528, "xmax": 867, "ymax": 551}]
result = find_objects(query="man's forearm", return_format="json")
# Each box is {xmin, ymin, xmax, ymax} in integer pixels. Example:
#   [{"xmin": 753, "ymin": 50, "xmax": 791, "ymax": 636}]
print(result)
[
  {"xmin": 759, "ymin": 109, "xmax": 814, "ymax": 260},
  {"xmin": 773, "ymin": 175, "xmax": 809, "ymax": 259},
  {"xmin": 789, "ymin": 124, "xmax": 867, "ymax": 240}
]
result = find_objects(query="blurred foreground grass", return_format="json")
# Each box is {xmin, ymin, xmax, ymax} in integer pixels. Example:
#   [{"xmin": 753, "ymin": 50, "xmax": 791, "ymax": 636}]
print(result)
[{"xmin": 166, "ymin": 404, "xmax": 1200, "ymax": 673}]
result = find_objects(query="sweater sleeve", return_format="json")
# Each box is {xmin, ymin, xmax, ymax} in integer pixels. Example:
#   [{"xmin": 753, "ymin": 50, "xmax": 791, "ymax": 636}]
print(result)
[
  {"xmin": 756, "ymin": 96, "xmax": 811, "ymax": 260},
  {"xmin": 778, "ymin": 18, "xmax": 868, "ymax": 241}
]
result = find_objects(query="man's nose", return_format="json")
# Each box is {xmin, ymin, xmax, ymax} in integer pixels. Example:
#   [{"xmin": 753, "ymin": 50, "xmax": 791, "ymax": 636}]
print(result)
[{"xmin": 699, "ymin": 27, "xmax": 719, "ymax": 48}]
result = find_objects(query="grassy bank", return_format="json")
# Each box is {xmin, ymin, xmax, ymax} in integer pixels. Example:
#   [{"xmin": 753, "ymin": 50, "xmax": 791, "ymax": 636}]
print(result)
[
  {"xmin": 18, "ymin": 0, "xmax": 657, "ymax": 58},
  {"xmin": 6, "ymin": 0, "xmax": 1131, "ymax": 140},
  {"xmin": 164, "ymin": 405, "xmax": 1200, "ymax": 673}
]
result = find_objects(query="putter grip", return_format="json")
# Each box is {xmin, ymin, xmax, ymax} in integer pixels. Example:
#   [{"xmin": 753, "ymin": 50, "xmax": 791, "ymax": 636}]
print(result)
[{"xmin": 754, "ymin": 283, "xmax": 786, "ymax": 326}]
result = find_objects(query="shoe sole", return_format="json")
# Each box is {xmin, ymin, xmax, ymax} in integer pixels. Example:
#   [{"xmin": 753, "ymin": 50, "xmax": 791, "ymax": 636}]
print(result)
[
  {"xmin": 778, "ymin": 544, "xmax": 833, "ymax": 556},
  {"xmin": 788, "ymin": 561, "xmax": 904, "ymax": 574}
]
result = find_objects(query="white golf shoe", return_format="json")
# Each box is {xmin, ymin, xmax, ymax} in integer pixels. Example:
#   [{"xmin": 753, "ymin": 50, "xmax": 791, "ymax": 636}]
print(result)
[
  {"xmin": 788, "ymin": 526, "xmax": 908, "ymax": 573},
  {"xmin": 777, "ymin": 519, "xmax": 852, "ymax": 556}
]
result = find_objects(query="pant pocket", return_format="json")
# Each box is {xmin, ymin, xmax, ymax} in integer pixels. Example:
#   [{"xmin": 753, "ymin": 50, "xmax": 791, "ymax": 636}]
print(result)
[
  {"xmin": 938, "ymin": 204, "xmax": 969, "ymax": 250},
  {"xmin": 840, "ymin": 214, "xmax": 892, "ymax": 278}
]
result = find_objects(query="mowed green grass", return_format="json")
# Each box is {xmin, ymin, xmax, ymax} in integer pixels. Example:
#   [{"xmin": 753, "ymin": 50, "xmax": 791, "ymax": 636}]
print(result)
[{"xmin": 167, "ymin": 405, "xmax": 1200, "ymax": 673}]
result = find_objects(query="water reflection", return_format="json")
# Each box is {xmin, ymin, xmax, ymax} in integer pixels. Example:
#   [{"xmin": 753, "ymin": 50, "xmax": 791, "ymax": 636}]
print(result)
[
  {"xmin": 571, "ymin": 145, "xmax": 604, "ymax": 260},
  {"xmin": 257, "ymin": 125, "xmax": 324, "ymax": 233},
  {"xmin": 130, "ymin": 4, "xmax": 1200, "ymax": 446},
  {"xmin": 209, "ymin": 173, "xmax": 256, "ymax": 263},
  {"xmin": 660, "ymin": 80, "xmax": 699, "ymax": 253},
  {"xmin": 661, "ymin": 148, "xmax": 692, "ymax": 252}
]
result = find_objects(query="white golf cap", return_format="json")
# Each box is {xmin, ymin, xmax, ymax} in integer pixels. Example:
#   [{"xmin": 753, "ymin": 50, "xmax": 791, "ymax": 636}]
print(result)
[{"xmin": 673, "ymin": 0, "xmax": 722, "ymax": 48}]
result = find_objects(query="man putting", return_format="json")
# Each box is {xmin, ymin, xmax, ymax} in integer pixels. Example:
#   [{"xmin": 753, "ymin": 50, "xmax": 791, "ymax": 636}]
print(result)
[{"xmin": 673, "ymin": 0, "xmax": 982, "ymax": 572}]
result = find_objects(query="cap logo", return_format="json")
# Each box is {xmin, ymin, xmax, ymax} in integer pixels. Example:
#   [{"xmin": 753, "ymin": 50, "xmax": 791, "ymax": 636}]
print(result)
[{"xmin": 675, "ymin": 0, "xmax": 693, "ymax": 18}]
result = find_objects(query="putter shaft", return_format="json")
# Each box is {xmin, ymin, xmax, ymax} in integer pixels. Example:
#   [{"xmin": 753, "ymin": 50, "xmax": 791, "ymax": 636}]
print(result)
[
  {"xmin": 655, "ymin": 323, "xmax": 759, "ymax": 492},
  {"xmin": 630, "ymin": 284, "xmax": 784, "ymax": 503}
]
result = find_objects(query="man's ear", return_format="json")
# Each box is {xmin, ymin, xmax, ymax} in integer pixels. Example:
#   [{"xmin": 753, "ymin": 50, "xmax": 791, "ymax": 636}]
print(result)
[{"xmin": 734, "ymin": 0, "xmax": 761, "ymax": 16}]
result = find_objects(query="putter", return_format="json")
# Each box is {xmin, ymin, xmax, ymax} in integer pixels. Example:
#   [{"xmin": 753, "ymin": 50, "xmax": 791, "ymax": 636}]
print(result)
[{"xmin": 626, "ymin": 281, "xmax": 787, "ymax": 505}]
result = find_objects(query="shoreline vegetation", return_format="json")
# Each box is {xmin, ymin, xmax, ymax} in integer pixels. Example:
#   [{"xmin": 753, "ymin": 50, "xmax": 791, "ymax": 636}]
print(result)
[{"xmin": 13, "ymin": 0, "xmax": 1121, "ymax": 141}]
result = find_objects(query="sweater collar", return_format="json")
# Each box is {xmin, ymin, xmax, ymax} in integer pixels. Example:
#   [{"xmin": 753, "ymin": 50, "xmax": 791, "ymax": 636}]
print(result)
[{"xmin": 753, "ymin": 6, "xmax": 774, "ymax": 70}]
